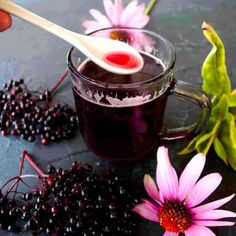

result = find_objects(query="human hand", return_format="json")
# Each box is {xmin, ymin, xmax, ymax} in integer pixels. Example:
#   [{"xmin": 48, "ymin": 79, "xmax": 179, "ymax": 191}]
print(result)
[{"xmin": 0, "ymin": 10, "xmax": 12, "ymax": 32}]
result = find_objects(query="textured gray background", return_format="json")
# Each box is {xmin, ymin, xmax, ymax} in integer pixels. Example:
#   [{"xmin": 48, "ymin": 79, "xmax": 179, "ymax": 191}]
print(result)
[{"xmin": 0, "ymin": 0, "xmax": 236, "ymax": 235}]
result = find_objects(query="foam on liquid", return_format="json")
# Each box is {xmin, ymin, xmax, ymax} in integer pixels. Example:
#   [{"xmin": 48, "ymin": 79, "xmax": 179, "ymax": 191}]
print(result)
[{"xmin": 73, "ymin": 52, "xmax": 166, "ymax": 107}]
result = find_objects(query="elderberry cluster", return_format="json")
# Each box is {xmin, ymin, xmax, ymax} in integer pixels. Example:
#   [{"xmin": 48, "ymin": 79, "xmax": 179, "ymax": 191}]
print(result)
[
  {"xmin": 0, "ymin": 79, "xmax": 78, "ymax": 144},
  {"xmin": 0, "ymin": 162, "xmax": 139, "ymax": 235}
]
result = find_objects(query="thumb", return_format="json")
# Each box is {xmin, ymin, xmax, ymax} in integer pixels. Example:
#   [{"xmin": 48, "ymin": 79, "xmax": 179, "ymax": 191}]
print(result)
[{"xmin": 0, "ymin": 10, "xmax": 12, "ymax": 32}]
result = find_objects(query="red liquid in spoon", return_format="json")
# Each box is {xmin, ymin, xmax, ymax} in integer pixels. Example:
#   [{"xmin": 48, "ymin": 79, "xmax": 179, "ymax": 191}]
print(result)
[{"xmin": 104, "ymin": 52, "xmax": 141, "ymax": 69}]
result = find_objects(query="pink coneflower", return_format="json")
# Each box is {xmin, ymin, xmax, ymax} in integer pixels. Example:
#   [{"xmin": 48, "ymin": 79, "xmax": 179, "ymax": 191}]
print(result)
[
  {"xmin": 83, "ymin": 0, "xmax": 150, "ymax": 34},
  {"xmin": 133, "ymin": 146, "xmax": 236, "ymax": 235}
]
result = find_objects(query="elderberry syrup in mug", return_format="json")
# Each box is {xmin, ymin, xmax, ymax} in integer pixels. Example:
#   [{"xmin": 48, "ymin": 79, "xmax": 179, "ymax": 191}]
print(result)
[
  {"xmin": 73, "ymin": 53, "xmax": 167, "ymax": 160},
  {"xmin": 67, "ymin": 28, "xmax": 210, "ymax": 161}
]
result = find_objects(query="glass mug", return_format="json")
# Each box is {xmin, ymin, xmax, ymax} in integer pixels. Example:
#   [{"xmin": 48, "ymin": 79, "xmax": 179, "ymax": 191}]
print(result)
[{"xmin": 67, "ymin": 28, "xmax": 210, "ymax": 161}]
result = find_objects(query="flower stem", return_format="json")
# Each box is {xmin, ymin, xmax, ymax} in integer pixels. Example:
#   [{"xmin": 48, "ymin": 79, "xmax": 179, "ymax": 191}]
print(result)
[
  {"xmin": 202, "ymin": 119, "xmax": 221, "ymax": 155},
  {"xmin": 144, "ymin": 0, "xmax": 158, "ymax": 15}
]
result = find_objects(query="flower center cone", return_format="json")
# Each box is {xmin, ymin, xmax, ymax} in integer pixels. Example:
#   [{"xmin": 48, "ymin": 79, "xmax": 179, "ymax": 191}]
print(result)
[
  {"xmin": 158, "ymin": 200, "xmax": 192, "ymax": 233},
  {"xmin": 109, "ymin": 30, "xmax": 130, "ymax": 42}
]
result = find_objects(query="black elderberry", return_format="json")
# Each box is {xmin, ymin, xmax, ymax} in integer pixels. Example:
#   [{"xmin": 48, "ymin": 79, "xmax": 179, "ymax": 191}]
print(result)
[
  {"xmin": 23, "ymin": 192, "xmax": 33, "ymax": 201},
  {"xmin": 22, "ymin": 212, "xmax": 30, "ymax": 221},
  {"xmin": 28, "ymin": 136, "xmax": 35, "ymax": 142},
  {"xmin": 45, "ymin": 227, "xmax": 53, "ymax": 234},
  {"xmin": 7, "ymin": 224, "xmax": 15, "ymax": 232},
  {"xmin": 47, "ymin": 165, "xmax": 56, "ymax": 174},
  {"xmin": 0, "ymin": 79, "xmax": 78, "ymax": 144},
  {"xmin": 0, "ymin": 159, "xmax": 140, "ymax": 236}
]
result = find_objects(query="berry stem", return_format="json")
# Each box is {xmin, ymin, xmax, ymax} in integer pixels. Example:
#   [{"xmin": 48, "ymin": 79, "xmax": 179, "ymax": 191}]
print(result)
[
  {"xmin": 19, "ymin": 176, "xmax": 37, "ymax": 189},
  {"xmin": 20, "ymin": 174, "xmax": 41, "ymax": 179},
  {"xmin": 18, "ymin": 152, "xmax": 25, "ymax": 176},
  {"xmin": 14, "ymin": 151, "xmax": 26, "ymax": 197},
  {"xmin": 0, "ymin": 176, "xmax": 19, "ymax": 192},
  {"xmin": 12, "ymin": 150, "xmax": 44, "ymax": 198},
  {"xmin": 50, "ymin": 68, "xmax": 69, "ymax": 94},
  {"xmin": 22, "ymin": 151, "xmax": 48, "ymax": 178},
  {"xmin": 10, "ymin": 178, "xmax": 22, "ymax": 198}
]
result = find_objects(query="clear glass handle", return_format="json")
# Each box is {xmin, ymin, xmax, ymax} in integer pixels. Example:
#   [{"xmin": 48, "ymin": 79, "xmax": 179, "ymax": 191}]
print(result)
[{"xmin": 161, "ymin": 79, "xmax": 211, "ymax": 140}]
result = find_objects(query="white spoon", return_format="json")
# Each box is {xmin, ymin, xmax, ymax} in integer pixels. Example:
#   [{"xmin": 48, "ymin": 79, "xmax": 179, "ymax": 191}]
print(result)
[{"xmin": 0, "ymin": 0, "xmax": 143, "ymax": 75}]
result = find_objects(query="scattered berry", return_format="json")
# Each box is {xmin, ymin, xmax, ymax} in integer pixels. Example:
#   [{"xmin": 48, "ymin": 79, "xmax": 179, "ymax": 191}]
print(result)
[{"xmin": 0, "ymin": 79, "xmax": 78, "ymax": 144}]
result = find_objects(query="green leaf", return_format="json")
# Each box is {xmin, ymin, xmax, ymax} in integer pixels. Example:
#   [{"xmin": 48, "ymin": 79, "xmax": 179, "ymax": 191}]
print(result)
[
  {"xmin": 178, "ymin": 135, "xmax": 200, "ymax": 155},
  {"xmin": 181, "ymin": 23, "xmax": 236, "ymax": 171},
  {"xmin": 219, "ymin": 113, "xmax": 236, "ymax": 170},
  {"xmin": 201, "ymin": 22, "xmax": 231, "ymax": 96},
  {"xmin": 228, "ymin": 89, "xmax": 236, "ymax": 107},
  {"xmin": 229, "ymin": 107, "xmax": 236, "ymax": 119},
  {"xmin": 213, "ymin": 138, "xmax": 228, "ymax": 165},
  {"xmin": 211, "ymin": 94, "xmax": 228, "ymax": 120},
  {"xmin": 211, "ymin": 96, "xmax": 220, "ymax": 106},
  {"xmin": 204, "ymin": 116, "xmax": 217, "ymax": 133},
  {"xmin": 178, "ymin": 117, "xmax": 218, "ymax": 156},
  {"xmin": 195, "ymin": 132, "xmax": 212, "ymax": 154}
]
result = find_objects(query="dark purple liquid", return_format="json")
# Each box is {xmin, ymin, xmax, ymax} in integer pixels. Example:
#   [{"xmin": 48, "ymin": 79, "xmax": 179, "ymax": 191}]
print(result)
[{"xmin": 73, "ymin": 53, "xmax": 168, "ymax": 160}]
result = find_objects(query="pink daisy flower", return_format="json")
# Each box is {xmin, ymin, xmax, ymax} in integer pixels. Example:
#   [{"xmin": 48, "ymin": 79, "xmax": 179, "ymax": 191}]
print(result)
[
  {"xmin": 83, "ymin": 0, "xmax": 150, "ymax": 34},
  {"xmin": 133, "ymin": 146, "xmax": 236, "ymax": 235}
]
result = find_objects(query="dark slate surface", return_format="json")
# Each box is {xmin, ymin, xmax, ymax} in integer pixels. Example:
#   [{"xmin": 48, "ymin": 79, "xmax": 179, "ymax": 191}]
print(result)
[{"xmin": 0, "ymin": 0, "xmax": 236, "ymax": 235}]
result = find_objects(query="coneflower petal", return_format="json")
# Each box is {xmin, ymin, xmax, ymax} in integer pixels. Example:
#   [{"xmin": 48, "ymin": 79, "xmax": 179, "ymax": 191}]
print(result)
[
  {"xmin": 186, "ymin": 173, "xmax": 222, "ymax": 207},
  {"xmin": 103, "ymin": 0, "xmax": 116, "ymax": 23},
  {"xmin": 178, "ymin": 153, "xmax": 205, "ymax": 202},
  {"xmin": 82, "ymin": 20, "xmax": 112, "ymax": 34},
  {"xmin": 193, "ymin": 209, "xmax": 236, "ymax": 220},
  {"xmin": 144, "ymin": 174, "xmax": 161, "ymax": 204},
  {"xmin": 128, "ymin": 16, "xmax": 150, "ymax": 28},
  {"xmin": 142, "ymin": 198, "xmax": 160, "ymax": 212},
  {"xmin": 163, "ymin": 231, "xmax": 179, "ymax": 236},
  {"xmin": 120, "ymin": 1, "xmax": 138, "ymax": 24},
  {"xmin": 132, "ymin": 202, "xmax": 159, "ymax": 222},
  {"xmin": 156, "ymin": 147, "xmax": 178, "ymax": 200},
  {"xmin": 191, "ymin": 194, "xmax": 235, "ymax": 214},
  {"xmin": 194, "ymin": 220, "xmax": 235, "ymax": 227},
  {"xmin": 83, "ymin": 0, "xmax": 149, "ymax": 33},
  {"xmin": 185, "ymin": 225, "xmax": 216, "ymax": 236},
  {"xmin": 89, "ymin": 9, "xmax": 111, "ymax": 25},
  {"xmin": 114, "ymin": 0, "xmax": 123, "ymax": 24}
]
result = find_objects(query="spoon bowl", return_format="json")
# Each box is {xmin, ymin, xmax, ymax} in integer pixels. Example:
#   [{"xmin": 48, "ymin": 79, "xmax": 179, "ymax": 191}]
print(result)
[
  {"xmin": 69, "ymin": 33, "xmax": 144, "ymax": 74},
  {"xmin": 0, "ymin": 0, "xmax": 143, "ymax": 74}
]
